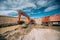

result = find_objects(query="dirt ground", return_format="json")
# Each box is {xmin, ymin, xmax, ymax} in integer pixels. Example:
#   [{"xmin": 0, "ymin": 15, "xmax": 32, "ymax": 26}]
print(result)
[{"xmin": 0, "ymin": 24, "xmax": 60, "ymax": 40}]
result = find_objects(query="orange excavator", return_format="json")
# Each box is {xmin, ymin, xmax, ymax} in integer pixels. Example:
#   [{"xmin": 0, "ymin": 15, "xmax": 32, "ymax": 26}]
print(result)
[
  {"xmin": 18, "ymin": 10, "xmax": 36, "ymax": 26},
  {"xmin": 18, "ymin": 10, "xmax": 31, "ymax": 25}
]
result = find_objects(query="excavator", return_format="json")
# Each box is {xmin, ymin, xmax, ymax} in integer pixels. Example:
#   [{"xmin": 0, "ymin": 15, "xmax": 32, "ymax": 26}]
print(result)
[{"xmin": 18, "ymin": 10, "xmax": 35, "ymax": 28}]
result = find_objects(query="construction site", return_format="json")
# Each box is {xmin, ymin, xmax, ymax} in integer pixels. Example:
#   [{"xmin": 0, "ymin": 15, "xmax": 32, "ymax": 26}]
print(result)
[{"xmin": 0, "ymin": 10, "xmax": 60, "ymax": 40}]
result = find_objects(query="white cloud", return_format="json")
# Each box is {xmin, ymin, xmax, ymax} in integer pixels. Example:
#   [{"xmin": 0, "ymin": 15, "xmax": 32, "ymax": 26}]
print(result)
[
  {"xmin": 21, "ymin": 3, "xmax": 36, "ymax": 9},
  {"xmin": 44, "ymin": 5, "xmax": 59, "ymax": 12},
  {"xmin": 0, "ymin": 7, "xmax": 6, "ymax": 10},
  {"xmin": 0, "ymin": 10, "xmax": 17, "ymax": 15},
  {"xmin": 0, "ymin": 0, "xmax": 36, "ymax": 10},
  {"xmin": 37, "ymin": 0, "xmax": 47, "ymax": 7},
  {"xmin": 10, "ymin": 3, "xmax": 36, "ymax": 10},
  {"xmin": 37, "ymin": 0, "xmax": 55, "ymax": 7},
  {"xmin": 0, "ymin": 0, "xmax": 55, "ymax": 11}
]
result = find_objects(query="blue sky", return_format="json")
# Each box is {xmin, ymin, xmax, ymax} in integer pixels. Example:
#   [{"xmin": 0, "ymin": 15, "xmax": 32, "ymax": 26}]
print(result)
[{"xmin": 0, "ymin": 0, "xmax": 60, "ymax": 18}]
